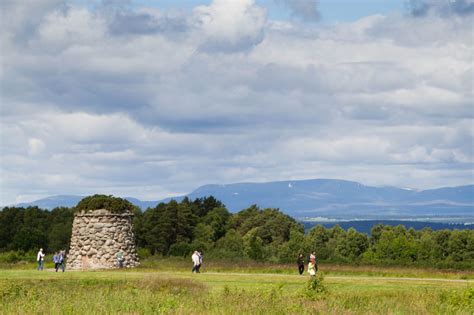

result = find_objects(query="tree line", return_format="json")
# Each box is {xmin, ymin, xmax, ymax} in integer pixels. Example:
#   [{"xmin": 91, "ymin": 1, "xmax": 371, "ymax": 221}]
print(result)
[{"xmin": 0, "ymin": 195, "xmax": 472, "ymax": 268}]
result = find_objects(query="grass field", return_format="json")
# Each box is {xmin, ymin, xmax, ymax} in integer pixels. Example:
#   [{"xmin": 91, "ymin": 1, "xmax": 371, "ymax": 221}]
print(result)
[{"xmin": 1, "ymin": 262, "xmax": 473, "ymax": 314}]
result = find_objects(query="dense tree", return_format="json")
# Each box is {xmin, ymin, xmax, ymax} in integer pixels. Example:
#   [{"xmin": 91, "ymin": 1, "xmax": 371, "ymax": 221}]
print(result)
[
  {"xmin": 214, "ymin": 229, "xmax": 244, "ymax": 259},
  {"xmin": 47, "ymin": 207, "xmax": 74, "ymax": 252},
  {"xmin": 336, "ymin": 228, "xmax": 369, "ymax": 259},
  {"xmin": 1, "ymin": 195, "xmax": 473, "ymax": 268},
  {"xmin": 200, "ymin": 207, "xmax": 230, "ymax": 241},
  {"xmin": 0, "ymin": 207, "xmax": 24, "ymax": 251}
]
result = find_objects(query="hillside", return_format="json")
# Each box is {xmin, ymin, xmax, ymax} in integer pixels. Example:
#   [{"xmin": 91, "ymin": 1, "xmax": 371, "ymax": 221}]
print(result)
[{"xmin": 10, "ymin": 179, "xmax": 474, "ymax": 219}]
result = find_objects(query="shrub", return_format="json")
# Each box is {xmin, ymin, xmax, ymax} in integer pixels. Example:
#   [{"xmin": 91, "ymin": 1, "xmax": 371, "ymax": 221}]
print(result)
[
  {"xmin": 137, "ymin": 248, "xmax": 152, "ymax": 260},
  {"xmin": 303, "ymin": 272, "xmax": 327, "ymax": 299},
  {"xmin": 75, "ymin": 195, "xmax": 135, "ymax": 214},
  {"xmin": 0, "ymin": 251, "xmax": 36, "ymax": 264}
]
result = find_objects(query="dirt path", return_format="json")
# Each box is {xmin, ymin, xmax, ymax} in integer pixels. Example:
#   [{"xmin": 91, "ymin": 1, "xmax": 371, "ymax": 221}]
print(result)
[{"xmin": 202, "ymin": 272, "xmax": 473, "ymax": 283}]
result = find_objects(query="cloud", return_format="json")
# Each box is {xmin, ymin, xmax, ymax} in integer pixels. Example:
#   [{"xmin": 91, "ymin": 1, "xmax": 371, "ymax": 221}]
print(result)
[
  {"xmin": 193, "ymin": 0, "xmax": 266, "ymax": 52},
  {"xmin": 406, "ymin": 0, "xmax": 474, "ymax": 17},
  {"xmin": 275, "ymin": 0, "xmax": 320, "ymax": 22},
  {"xmin": 28, "ymin": 138, "xmax": 46, "ymax": 156},
  {"xmin": 106, "ymin": 8, "xmax": 188, "ymax": 36},
  {"xmin": 0, "ymin": 0, "xmax": 472, "ymax": 205}
]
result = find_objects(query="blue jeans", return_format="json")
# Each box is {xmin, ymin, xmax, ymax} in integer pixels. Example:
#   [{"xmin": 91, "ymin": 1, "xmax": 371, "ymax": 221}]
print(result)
[{"xmin": 37, "ymin": 260, "xmax": 44, "ymax": 271}]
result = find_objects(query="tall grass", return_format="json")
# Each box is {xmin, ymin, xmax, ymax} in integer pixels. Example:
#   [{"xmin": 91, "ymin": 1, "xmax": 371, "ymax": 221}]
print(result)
[
  {"xmin": 140, "ymin": 256, "xmax": 474, "ymax": 279},
  {"xmin": 0, "ymin": 270, "xmax": 472, "ymax": 314}
]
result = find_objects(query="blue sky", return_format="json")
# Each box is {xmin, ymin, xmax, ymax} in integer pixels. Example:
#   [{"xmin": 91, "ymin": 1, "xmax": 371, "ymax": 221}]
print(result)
[
  {"xmin": 118, "ymin": 0, "xmax": 404, "ymax": 21},
  {"xmin": 1, "ymin": 0, "xmax": 473, "ymax": 205}
]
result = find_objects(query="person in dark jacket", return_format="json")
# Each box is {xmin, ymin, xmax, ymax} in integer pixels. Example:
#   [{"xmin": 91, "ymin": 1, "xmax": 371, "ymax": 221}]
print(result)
[
  {"xmin": 53, "ymin": 252, "xmax": 59, "ymax": 272},
  {"xmin": 297, "ymin": 253, "xmax": 305, "ymax": 275},
  {"xmin": 58, "ymin": 250, "xmax": 65, "ymax": 272}
]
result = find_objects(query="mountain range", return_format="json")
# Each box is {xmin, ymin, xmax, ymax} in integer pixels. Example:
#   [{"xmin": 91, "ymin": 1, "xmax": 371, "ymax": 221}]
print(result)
[{"xmin": 11, "ymin": 179, "xmax": 474, "ymax": 220}]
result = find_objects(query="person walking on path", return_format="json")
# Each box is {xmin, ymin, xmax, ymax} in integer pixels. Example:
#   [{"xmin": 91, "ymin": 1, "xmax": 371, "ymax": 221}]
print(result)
[
  {"xmin": 308, "ymin": 260, "xmax": 316, "ymax": 277},
  {"xmin": 53, "ymin": 252, "xmax": 60, "ymax": 272},
  {"xmin": 116, "ymin": 249, "xmax": 125, "ymax": 268},
  {"xmin": 196, "ymin": 251, "xmax": 203, "ymax": 273},
  {"xmin": 37, "ymin": 248, "xmax": 45, "ymax": 271},
  {"xmin": 191, "ymin": 251, "xmax": 200, "ymax": 273},
  {"xmin": 308, "ymin": 251, "xmax": 318, "ymax": 277},
  {"xmin": 297, "ymin": 253, "xmax": 305, "ymax": 275},
  {"xmin": 58, "ymin": 250, "xmax": 65, "ymax": 272}
]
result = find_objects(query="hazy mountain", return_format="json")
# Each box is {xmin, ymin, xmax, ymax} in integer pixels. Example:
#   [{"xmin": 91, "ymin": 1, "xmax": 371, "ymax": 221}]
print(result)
[
  {"xmin": 14, "ymin": 195, "xmax": 156, "ymax": 211},
  {"xmin": 16, "ymin": 195, "xmax": 85, "ymax": 209},
  {"xmin": 9, "ymin": 179, "xmax": 474, "ymax": 219},
  {"xmin": 181, "ymin": 179, "xmax": 474, "ymax": 218}
]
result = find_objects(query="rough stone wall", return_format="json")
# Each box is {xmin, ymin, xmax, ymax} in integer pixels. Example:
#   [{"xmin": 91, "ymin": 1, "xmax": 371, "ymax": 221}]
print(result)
[{"xmin": 67, "ymin": 209, "xmax": 140, "ymax": 270}]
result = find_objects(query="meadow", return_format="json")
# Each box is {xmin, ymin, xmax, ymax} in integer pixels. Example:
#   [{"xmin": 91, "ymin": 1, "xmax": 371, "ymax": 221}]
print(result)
[{"xmin": 1, "ymin": 259, "xmax": 473, "ymax": 314}]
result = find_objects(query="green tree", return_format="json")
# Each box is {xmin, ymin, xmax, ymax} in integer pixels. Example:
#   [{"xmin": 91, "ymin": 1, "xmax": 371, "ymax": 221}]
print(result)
[
  {"xmin": 214, "ymin": 229, "xmax": 244, "ymax": 259},
  {"xmin": 11, "ymin": 207, "xmax": 49, "ymax": 252},
  {"xmin": 47, "ymin": 207, "xmax": 74, "ymax": 252},
  {"xmin": 448, "ymin": 230, "xmax": 470, "ymax": 262},
  {"xmin": 191, "ymin": 223, "xmax": 214, "ymax": 253},
  {"xmin": 200, "ymin": 207, "xmax": 230, "ymax": 241},
  {"xmin": 175, "ymin": 201, "xmax": 196, "ymax": 243},
  {"xmin": 336, "ymin": 228, "xmax": 369, "ymax": 260},
  {"xmin": 0, "ymin": 207, "xmax": 25, "ymax": 251},
  {"xmin": 244, "ymin": 232, "xmax": 265, "ymax": 261},
  {"xmin": 306, "ymin": 225, "xmax": 331, "ymax": 259}
]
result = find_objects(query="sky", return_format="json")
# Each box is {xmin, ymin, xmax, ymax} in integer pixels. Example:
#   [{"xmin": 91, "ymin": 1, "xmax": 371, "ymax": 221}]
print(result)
[{"xmin": 0, "ymin": 0, "xmax": 473, "ymax": 206}]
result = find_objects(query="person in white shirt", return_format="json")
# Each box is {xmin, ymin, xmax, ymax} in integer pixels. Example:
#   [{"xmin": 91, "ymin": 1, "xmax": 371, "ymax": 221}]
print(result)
[
  {"xmin": 37, "ymin": 248, "xmax": 45, "ymax": 271},
  {"xmin": 191, "ymin": 251, "xmax": 200, "ymax": 273}
]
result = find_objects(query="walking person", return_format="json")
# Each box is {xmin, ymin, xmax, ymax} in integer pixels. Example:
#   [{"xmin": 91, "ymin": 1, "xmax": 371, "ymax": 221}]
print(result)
[
  {"xmin": 308, "ymin": 251, "xmax": 317, "ymax": 277},
  {"xmin": 191, "ymin": 250, "xmax": 200, "ymax": 273},
  {"xmin": 116, "ymin": 249, "xmax": 125, "ymax": 268},
  {"xmin": 297, "ymin": 253, "xmax": 305, "ymax": 275},
  {"xmin": 58, "ymin": 250, "xmax": 65, "ymax": 272},
  {"xmin": 53, "ymin": 252, "xmax": 60, "ymax": 272},
  {"xmin": 308, "ymin": 260, "xmax": 316, "ymax": 277},
  {"xmin": 196, "ymin": 251, "xmax": 203, "ymax": 273},
  {"xmin": 37, "ymin": 248, "xmax": 45, "ymax": 271}
]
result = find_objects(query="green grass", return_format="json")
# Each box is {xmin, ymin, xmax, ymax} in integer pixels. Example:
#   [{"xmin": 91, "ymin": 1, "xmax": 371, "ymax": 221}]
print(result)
[{"xmin": 0, "ymin": 265, "xmax": 473, "ymax": 314}]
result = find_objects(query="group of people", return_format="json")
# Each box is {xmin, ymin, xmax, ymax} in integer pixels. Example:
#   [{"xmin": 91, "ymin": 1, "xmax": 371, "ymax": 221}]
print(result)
[
  {"xmin": 297, "ymin": 251, "xmax": 318, "ymax": 276},
  {"xmin": 191, "ymin": 250, "xmax": 203, "ymax": 273},
  {"xmin": 36, "ymin": 248, "xmax": 66, "ymax": 272}
]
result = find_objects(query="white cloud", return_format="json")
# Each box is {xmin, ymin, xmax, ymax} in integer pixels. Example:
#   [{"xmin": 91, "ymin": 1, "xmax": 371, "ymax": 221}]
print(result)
[
  {"xmin": 193, "ymin": 0, "xmax": 266, "ymax": 51},
  {"xmin": 28, "ymin": 138, "xmax": 46, "ymax": 156},
  {"xmin": 0, "ymin": 0, "xmax": 472, "ymax": 205}
]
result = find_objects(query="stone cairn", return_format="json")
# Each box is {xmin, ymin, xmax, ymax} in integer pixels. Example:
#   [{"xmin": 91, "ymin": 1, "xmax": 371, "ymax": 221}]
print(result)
[{"xmin": 67, "ymin": 209, "xmax": 140, "ymax": 270}]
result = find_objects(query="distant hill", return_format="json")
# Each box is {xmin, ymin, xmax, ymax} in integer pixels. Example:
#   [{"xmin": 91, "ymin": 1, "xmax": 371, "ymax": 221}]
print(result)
[
  {"xmin": 14, "ymin": 195, "xmax": 156, "ymax": 211},
  {"xmin": 16, "ymin": 195, "xmax": 85, "ymax": 209},
  {"xmin": 303, "ymin": 220, "xmax": 474, "ymax": 234},
  {"xmin": 8, "ymin": 179, "xmax": 474, "ymax": 220},
  {"xmin": 160, "ymin": 179, "xmax": 474, "ymax": 219}
]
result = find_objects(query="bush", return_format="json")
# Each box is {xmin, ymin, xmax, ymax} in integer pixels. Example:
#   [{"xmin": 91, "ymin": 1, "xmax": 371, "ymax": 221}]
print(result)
[
  {"xmin": 137, "ymin": 248, "xmax": 152, "ymax": 260},
  {"xmin": 0, "ymin": 251, "xmax": 36, "ymax": 264},
  {"xmin": 303, "ymin": 272, "xmax": 327, "ymax": 299}
]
